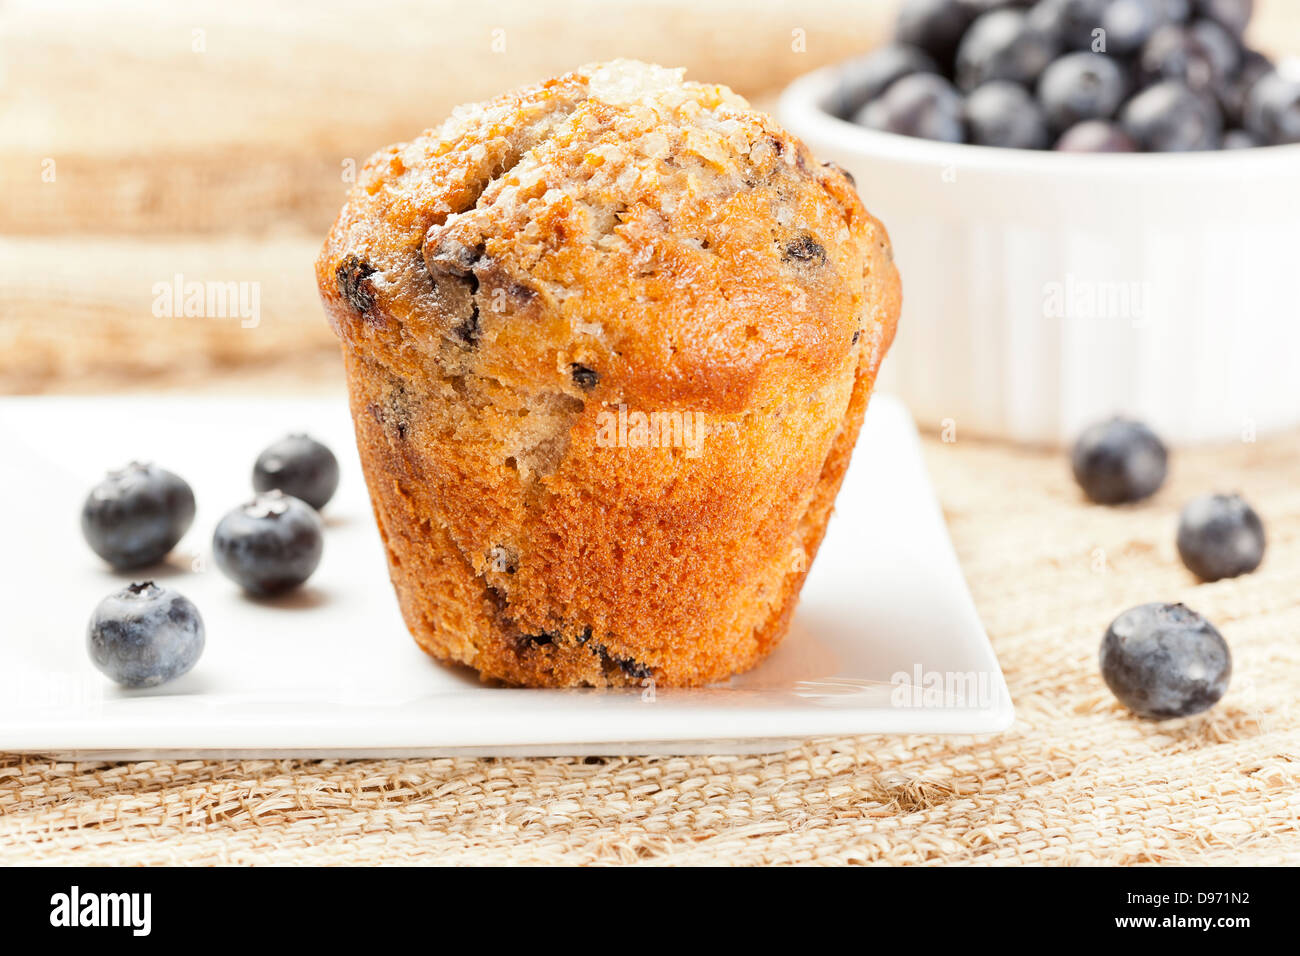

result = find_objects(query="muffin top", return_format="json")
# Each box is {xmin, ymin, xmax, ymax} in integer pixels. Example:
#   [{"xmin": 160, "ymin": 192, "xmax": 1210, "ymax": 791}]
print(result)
[{"xmin": 316, "ymin": 59, "xmax": 899, "ymax": 412}]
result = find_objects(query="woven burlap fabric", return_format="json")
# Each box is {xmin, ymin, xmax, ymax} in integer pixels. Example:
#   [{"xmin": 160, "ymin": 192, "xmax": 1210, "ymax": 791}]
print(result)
[{"xmin": 2, "ymin": 421, "xmax": 1297, "ymax": 865}]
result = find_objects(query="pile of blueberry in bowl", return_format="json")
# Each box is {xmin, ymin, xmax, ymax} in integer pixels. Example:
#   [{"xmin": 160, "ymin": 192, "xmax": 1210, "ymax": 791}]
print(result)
[
  {"xmin": 778, "ymin": 0, "xmax": 1300, "ymax": 450},
  {"xmin": 831, "ymin": 0, "xmax": 1300, "ymax": 150},
  {"xmin": 80, "ymin": 434, "xmax": 339, "ymax": 689}
]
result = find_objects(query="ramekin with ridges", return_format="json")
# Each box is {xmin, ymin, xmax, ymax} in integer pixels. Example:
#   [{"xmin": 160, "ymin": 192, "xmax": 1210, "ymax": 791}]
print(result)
[{"xmin": 780, "ymin": 63, "xmax": 1300, "ymax": 446}]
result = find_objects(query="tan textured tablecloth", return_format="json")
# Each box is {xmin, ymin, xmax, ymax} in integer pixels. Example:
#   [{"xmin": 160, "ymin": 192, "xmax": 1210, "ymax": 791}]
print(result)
[
  {"xmin": 3, "ymin": 0, "xmax": 1298, "ymax": 867},
  {"xmin": 3, "ymin": 416, "xmax": 1297, "ymax": 865}
]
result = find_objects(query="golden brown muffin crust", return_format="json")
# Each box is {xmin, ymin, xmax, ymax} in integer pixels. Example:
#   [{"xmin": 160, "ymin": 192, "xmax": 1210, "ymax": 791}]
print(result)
[{"xmin": 318, "ymin": 60, "xmax": 901, "ymax": 687}]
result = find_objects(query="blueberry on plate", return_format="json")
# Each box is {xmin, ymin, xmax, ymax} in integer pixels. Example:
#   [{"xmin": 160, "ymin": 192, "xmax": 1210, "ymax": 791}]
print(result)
[
  {"xmin": 1055, "ymin": 118, "xmax": 1139, "ymax": 150},
  {"xmin": 955, "ymin": 9, "xmax": 1059, "ymax": 91},
  {"xmin": 1071, "ymin": 417, "xmax": 1168, "ymax": 504},
  {"xmin": 1193, "ymin": 0, "xmax": 1253, "ymax": 36},
  {"xmin": 1028, "ymin": 0, "xmax": 1111, "ymax": 51},
  {"xmin": 1176, "ymin": 492, "xmax": 1266, "ymax": 581},
  {"xmin": 1120, "ymin": 80, "xmax": 1222, "ymax": 150},
  {"xmin": 213, "ymin": 491, "xmax": 324, "ymax": 596},
  {"xmin": 1038, "ymin": 51, "xmax": 1128, "ymax": 131},
  {"xmin": 81, "ymin": 462, "xmax": 196, "ymax": 570},
  {"xmin": 1101, "ymin": 602, "xmax": 1230, "ymax": 719},
  {"xmin": 1138, "ymin": 20, "xmax": 1240, "ymax": 91},
  {"xmin": 829, "ymin": 44, "xmax": 939, "ymax": 118},
  {"xmin": 87, "ymin": 581, "xmax": 204, "ymax": 688},
  {"xmin": 252, "ymin": 434, "xmax": 340, "ymax": 512},
  {"xmin": 965, "ymin": 81, "xmax": 1052, "ymax": 147},
  {"xmin": 854, "ymin": 73, "xmax": 966, "ymax": 142},
  {"xmin": 896, "ymin": 0, "xmax": 979, "ymax": 69},
  {"xmin": 1244, "ymin": 71, "xmax": 1300, "ymax": 145}
]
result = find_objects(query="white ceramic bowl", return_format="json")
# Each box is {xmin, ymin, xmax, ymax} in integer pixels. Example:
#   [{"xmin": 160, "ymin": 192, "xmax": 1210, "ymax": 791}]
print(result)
[{"xmin": 779, "ymin": 64, "xmax": 1300, "ymax": 446}]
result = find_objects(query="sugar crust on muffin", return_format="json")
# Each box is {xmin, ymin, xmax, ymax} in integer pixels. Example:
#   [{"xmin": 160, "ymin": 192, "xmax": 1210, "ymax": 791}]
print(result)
[{"xmin": 317, "ymin": 59, "xmax": 901, "ymax": 687}]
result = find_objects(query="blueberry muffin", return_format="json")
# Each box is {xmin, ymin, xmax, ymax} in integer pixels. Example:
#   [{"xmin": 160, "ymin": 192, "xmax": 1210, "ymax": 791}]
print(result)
[{"xmin": 316, "ymin": 60, "xmax": 901, "ymax": 687}]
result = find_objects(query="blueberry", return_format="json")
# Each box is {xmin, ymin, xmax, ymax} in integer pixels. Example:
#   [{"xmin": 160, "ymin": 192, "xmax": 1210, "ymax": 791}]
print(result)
[
  {"xmin": 597, "ymin": 645, "xmax": 652, "ymax": 681},
  {"xmin": 1244, "ymin": 71, "xmax": 1300, "ymax": 145},
  {"xmin": 1176, "ymin": 493, "xmax": 1266, "ymax": 581},
  {"xmin": 1101, "ymin": 602, "xmax": 1230, "ymax": 719},
  {"xmin": 1139, "ymin": 20, "xmax": 1240, "ymax": 91},
  {"xmin": 1192, "ymin": 17, "xmax": 1242, "ymax": 71},
  {"xmin": 1055, "ymin": 118, "xmax": 1139, "ymax": 149},
  {"xmin": 854, "ymin": 73, "xmax": 967, "ymax": 142},
  {"xmin": 1120, "ymin": 80, "xmax": 1222, "ymax": 150},
  {"xmin": 784, "ymin": 234, "xmax": 828, "ymax": 263},
  {"xmin": 81, "ymin": 462, "xmax": 196, "ymax": 570},
  {"xmin": 570, "ymin": 363, "xmax": 600, "ymax": 389},
  {"xmin": 87, "ymin": 582, "xmax": 204, "ymax": 688},
  {"xmin": 1071, "ymin": 417, "xmax": 1168, "ymax": 504},
  {"xmin": 896, "ymin": 0, "xmax": 979, "ymax": 68},
  {"xmin": 213, "ymin": 491, "xmax": 324, "ymax": 596},
  {"xmin": 252, "ymin": 434, "xmax": 340, "ymax": 512},
  {"xmin": 1216, "ymin": 48, "xmax": 1274, "ymax": 127},
  {"xmin": 955, "ymin": 10, "xmax": 1059, "ymax": 91},
  {"xmin": 1193, "ymin": 0, "xmax": 1253, "ymax": 36},
  {"xmin": 336, "ymin": 254, "xmax": 377, "ymax": 315},
  {"xmin": 1038, "ymin": 52, "xmax": 1128, "ymax": 131},
  {"xmin": 965, "ymin": 81, "xmax": 1052, "ymax": 147},
  {"xmin": 1101, "ymin": 0, "xmax": 1181, "ymax": 54},
  {"xmin": 1220, "ymin": 127, "xmax": 1261, "ymax": 148},
  {"xmin": 822, "ymin": 160, "xmax": 856, "ymax": 187},
  {"xmin": 1028, "ymin": 0, "xmax": 1111, "ymax": 51},
  {"xmin": 829, "ymin": 44, "xmax": 939, "ymax": 118}
]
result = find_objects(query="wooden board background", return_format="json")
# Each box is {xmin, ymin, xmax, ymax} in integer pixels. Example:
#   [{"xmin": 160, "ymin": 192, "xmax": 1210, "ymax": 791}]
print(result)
[{"xmin": 1, "ymin": 0, "xmax": 1296, "ymax": 393}]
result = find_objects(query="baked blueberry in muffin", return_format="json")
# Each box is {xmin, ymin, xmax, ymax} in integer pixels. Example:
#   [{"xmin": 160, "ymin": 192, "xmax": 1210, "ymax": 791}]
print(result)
[{"xmin": 316, "ymin": 60, "xmax": 901, "ymax": 687}]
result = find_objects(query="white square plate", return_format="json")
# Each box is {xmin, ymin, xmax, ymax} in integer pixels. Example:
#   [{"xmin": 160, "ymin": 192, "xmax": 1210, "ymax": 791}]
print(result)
[{"xmin": 0, "ymin": 393, "xmax": 1011, "ymax": 758}]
